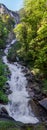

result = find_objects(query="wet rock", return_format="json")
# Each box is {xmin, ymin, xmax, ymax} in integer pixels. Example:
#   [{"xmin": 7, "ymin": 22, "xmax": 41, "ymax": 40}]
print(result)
[
  {"xmin": 35, "ymin": 78, "xmax": 42, "ymax": 83},
  {"xmin": 6, "ymin": 82, "xmax": 10, "ymax": 86},
  {"xmin": 22, "ymin": 68, "xmax": 29, "ymax": 73},
  {"xmin": 39, "ymin": 98, "xmax": 47, "ymax": 110},
  {"xmin": 0, "ymin": 107, "xmax": 8, "ymax": 116},
  {"xmin": 3, "ymin": 82, "xmax": 10, "ymax": 93},
  {"xmin": 25, "ymin": 71, "xmax": 35, "ymax": 83},
  {"xmin": 5, "ymin": 84, "xmax": 10, "ymax": 90},
  {"xmin": 33, "ymin": 86, "xmax": 41, "ymax": 94},
  {"xmin": 26, "ymin": 75, "xmax": 34, "ymax": 82},
  {"xmin": 28, "ymin": 90, "xmax": 34, "ymax": 98},
  {"xmin": 8, "ymin": 74, "xmax": 11, "ymax": 79},
  {"xmin": 25, "ymin": 72, "xmax": 31, "ymax": 76},
  {"xmin": 5, "ymin": 89, "xmax": 12, "ymax": 95},
  {"xmin": 34, "ymin": 93, "xmax": 43, "ymax": 101}
]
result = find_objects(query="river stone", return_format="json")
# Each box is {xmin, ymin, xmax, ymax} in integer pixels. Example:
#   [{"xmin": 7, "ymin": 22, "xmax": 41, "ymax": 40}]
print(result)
[
  {"xmin": 25, "ymin": 72, "xmax": 31, "ymax": 76},
  {"xmin": 0, "ymin": 107, "xmax": 8, "ymax": 115},
  {"xmin": 6, "ymin": 82, "xmax": 10, "ymax": 89},
  {"xmin": 39, "ymin": 98, "xmax": 47, "ymax": 110},
  {"xmin": 5, "ymin": 85, "xmax": 10, "ymax": 90},
  {"xmin": 5, "ymin": 89, "xmax": 12, "ymax": 95},
  {"xmin": 8, "ymin": 74, "xmax": 11, "ymax": 79}
]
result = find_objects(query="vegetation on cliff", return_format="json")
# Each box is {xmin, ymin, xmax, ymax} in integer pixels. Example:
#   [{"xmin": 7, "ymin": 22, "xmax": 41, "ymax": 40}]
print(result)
[
  {"xmin": 0, "ymin": 13, "xmax": 15, "ymax": 103},
  {"xmin": 14, "ymin": 0, "xmax": 47, "ymax": 78},
  {"xmin": 7, "ymin": 0, "xmax": 47, "ymax": 93}
]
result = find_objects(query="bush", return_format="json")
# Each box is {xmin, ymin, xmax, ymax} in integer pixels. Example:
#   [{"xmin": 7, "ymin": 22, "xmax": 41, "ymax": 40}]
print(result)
[
  {"xmin": 0, "ymin": 90, "xmax": 8, "ymax": 103},
  {"xmin": 0, "ymin": 61, "xmax": 9, "ymax": 103},
  {"xmin": 0, "ymin": 76, "xmax": 7, "ymax": 88}
]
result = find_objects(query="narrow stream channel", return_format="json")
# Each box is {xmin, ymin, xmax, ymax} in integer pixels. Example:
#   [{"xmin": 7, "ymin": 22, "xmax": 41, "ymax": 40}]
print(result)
[{"xmin": 2, "ymin": 39, "xmax": 39, "ymax": 124}]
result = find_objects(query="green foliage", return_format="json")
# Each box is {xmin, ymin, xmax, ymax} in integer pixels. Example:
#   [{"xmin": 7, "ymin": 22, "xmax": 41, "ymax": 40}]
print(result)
[
  {"xmin": 14, "ymin": 0, "xmax": 47, "ymax": 77},
  {"xmin": 0, "ymin": 90, "xmax": 8, "ymax": 103},
  {"xmin": 0, "ymin": 17, "xmax": 8, "ymax": 49},
  {"xmin": 18, "ymin": 8, "xmax": 25, "ymax": 21},
  {"xmin": 0, "ymin": 76, "xmax": 7, "ymax": 88},
  {"xmin": 0, "ymin": 120, "xmax": 46, "ymax": 130},
  {"xmin": 0, "ymin": 120, "xmax": 19, "ymax": 130},
  {"xmin": 42, "ymin": 79, "xmax": 47, "ymax": 93},
  {"xmin": 1, "ymin": 14, "xmax": 15, "ymax": 31},
  {"xmin": 0, "ymin": 14, "xmax": 15, "ymax": 49},
  {"xmin": 0, "ymin": 13, "xmax": 15, "ymax": 103},
  {"xmin": 5, "ymin": 15, "xmax": 15, "ymax": 31},
  {"xmin": 0, "ymin": 61, "xmax": 8, "ymax": 103}
]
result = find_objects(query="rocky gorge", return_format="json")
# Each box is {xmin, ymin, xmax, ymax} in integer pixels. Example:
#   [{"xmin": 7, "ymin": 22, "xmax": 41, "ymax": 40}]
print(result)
[{"xmin": 0, "ymin": 37, "xmax": 47, "ymax": 129}]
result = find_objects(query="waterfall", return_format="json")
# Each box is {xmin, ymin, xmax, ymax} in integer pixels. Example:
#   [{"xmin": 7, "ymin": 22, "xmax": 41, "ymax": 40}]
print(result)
[{"xmin": 2, "ymin": 39, "xmax": 39, "ymax": 124}]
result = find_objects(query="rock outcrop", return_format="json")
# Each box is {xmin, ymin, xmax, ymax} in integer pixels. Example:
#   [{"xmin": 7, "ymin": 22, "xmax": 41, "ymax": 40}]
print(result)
[
  {"xmin": 39, "ymin": 98, "xmax": 47, "ymax": 110},
  {"xmin": 0, "ymin": 3, "xmax": 20, "ymax": 24}
]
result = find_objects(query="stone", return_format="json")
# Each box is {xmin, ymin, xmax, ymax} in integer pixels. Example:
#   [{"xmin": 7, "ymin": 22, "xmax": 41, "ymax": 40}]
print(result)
[
  {"xmin": 34, "ymin": 86, "xmax": 41, "ymax": 94},
  {"xmin": 25, "ymin": 72, "xmax": 31, "ymax": 76},
  {"xmin": 6, "ymin": 82, "xmax": 10, "ymax": 86},
  {"xmin": 5, "ymin": 89, "xmax": 12, "ymax": 95},
  {"xmin": 0, "ymin": 107, "xmax": 8, "ymax": 115},
  {"xmin": 39, "ymin": 98, "xmax": 47, "ymax": 110},
  {"xmin": 26, "ymin": 75, "xmax": 33, "ymax": 82},
  {"xmin": 5, "ymin": 85, "xmax": 10, "ymax": 90}
]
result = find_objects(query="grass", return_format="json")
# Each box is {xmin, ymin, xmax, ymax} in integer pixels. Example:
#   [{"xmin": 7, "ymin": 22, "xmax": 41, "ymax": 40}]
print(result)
[
  {"xmin": 0, "ymin": 120, "xmax": 46, "ymax": 130},
  {"xmin": 0, "ymin": 120, "xmax": 19, "ymax": 130}
]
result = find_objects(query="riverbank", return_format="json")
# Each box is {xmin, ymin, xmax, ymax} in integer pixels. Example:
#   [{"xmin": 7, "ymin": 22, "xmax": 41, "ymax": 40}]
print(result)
[{"xmin": 0, "ymin": 119, "xmax": 47, "ymax": 130}]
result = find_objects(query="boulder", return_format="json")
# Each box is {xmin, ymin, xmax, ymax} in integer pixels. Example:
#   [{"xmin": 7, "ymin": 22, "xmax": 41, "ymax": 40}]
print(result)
[
  {"xmin": 0, "ymin": 107, "xmax": 8, "ymax": 116},
  {"xmin": 39, "ymin": 98, "xmax": 47, "ymax": 110}
]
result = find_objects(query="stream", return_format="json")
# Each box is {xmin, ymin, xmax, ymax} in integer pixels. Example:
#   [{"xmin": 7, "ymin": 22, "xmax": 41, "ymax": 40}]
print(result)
[{"xmin": 2, "ymin": 39, "xmax": 39, "ymax": 124}]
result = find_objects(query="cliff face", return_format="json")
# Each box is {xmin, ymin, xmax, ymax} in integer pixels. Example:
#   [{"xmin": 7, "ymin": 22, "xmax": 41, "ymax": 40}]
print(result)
[{"xmin": 0, "ymin": 4, "xmax": 20, "ymax": 24}]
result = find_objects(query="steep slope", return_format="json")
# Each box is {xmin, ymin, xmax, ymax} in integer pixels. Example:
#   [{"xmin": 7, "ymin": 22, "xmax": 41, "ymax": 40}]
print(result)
[{"xmin": 0, "ymin": 3, "xmax": 20, "ymax": 23}]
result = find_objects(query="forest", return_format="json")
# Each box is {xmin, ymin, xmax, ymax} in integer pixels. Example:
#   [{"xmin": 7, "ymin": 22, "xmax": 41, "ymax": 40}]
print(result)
[
  {"xmin": 13, "ymin": 0, "xmax": 47, "ymax": 93},
  {"xmin": 14, "ymin": 0, "xmax": 47, "ymax": 76}
]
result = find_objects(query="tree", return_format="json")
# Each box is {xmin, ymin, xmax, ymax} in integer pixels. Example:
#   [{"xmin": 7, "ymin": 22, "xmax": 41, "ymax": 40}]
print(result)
[
  {"xmin": 14, "ymin": 0, "xmax": 47, "ymax": 76},
  {"xmin": 0, "ymin": 17, "xmax": 8, "ymax": 49}
]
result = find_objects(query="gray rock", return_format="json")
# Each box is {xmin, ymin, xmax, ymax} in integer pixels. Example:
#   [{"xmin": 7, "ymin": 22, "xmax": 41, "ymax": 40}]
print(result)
[
  {"xmin": 5, "ymin": 85, "xmax": 10, "ymax": 90},
  {"xmin": 3, "ymin": 83, "xmax": 10, "ymax": 92},
  {"xmin": 39, "ymin": 98, "xmax": 47, "ymax": 110},
  {"xmin": 34, "ymin": 86, "xmax": 41, "ymax": 94},
  {"xmin": 5, "ymin": 89, "xmax": 12, "ymax": 95},
  {"xmin": 6, "ymin": 82, "xmax": 10, "ymax": 86},
  {"xmin": 0, "ymin": 107, "xmax": 8, "ymax": 116}
]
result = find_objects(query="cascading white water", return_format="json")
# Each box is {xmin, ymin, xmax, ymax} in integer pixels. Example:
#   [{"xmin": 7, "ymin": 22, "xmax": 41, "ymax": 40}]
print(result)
[{"xmin": 2, "ymin": 40, "xmax": 39, "ymax": 124}]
